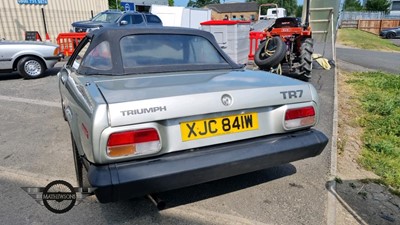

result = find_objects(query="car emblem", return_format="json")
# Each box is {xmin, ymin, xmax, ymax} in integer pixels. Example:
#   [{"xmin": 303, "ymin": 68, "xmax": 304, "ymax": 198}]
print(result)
[{"xmin": 221, "ymin": 94, "xmax": 233, "ymax": 106}]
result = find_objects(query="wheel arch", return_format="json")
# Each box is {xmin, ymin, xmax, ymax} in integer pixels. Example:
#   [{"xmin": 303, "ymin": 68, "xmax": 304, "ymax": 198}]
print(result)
[
  {"xmin": 12, "ymin": 54, "xmax": 47, "ymax": 71},
  {"xmin": 386, "ymin": 31, "xmax": 396, "ymax": 38}
]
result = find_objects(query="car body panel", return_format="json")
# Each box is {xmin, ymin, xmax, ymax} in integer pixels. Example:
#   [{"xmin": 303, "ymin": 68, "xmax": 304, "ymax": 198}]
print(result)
[
  {"xmin": 90, "ymin": 129, "xmax": 328, "ymax": 203},
  {"xmin": 58, "ymin": 26, "xmax": 328, "ymax": 202},
  {"xmin": 0, "ymin": 40, "xmax": 60, "ymax": 74},
  {"xmin": 379, "ymin": 26, "xmax": 400, "ymax": 38}
]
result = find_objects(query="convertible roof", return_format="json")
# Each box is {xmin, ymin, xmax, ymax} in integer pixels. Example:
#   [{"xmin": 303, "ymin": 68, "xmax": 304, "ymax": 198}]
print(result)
[
  {"xmin": 74, "ymin": 26, "xmax": 242, "ymax": 76},
  {"xmin": 87, "ymin": 26, "xmax": 218, "ymax": 41}
]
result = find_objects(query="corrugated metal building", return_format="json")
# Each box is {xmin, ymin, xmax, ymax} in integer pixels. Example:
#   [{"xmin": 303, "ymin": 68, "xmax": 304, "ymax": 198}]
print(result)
[{"xmin": 0, "ymin": 0, "xmax": 108, "ymax": 41}]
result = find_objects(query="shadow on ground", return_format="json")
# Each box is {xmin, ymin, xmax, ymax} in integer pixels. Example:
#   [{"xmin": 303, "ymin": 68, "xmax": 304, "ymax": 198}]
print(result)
[
  {"xmin": 0, "ymin": 67, "xmax": 61, "ymax": 81},
  {"xmin": 2, "ymin": 164, "xmax": 296, "ymax": 224},
  {"xmin": 156, "ymin": 164, "xmax": 297, "ymax": 208}
]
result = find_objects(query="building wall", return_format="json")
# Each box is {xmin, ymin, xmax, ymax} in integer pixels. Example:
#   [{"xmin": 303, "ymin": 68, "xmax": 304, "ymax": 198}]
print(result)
[
  {"xmin": 129, "ymin": 0, "xmax": 168, "ymax": 6},
  {"xmin": 211, "ymin": 11, "xmax": 258, "ymax": 21},
  {"xmin": 0, "ymin": 0, "xmax": 108, "ymax": 41}
]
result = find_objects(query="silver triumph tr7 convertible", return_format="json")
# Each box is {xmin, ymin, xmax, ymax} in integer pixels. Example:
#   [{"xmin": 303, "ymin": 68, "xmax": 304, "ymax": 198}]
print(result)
[{"xmin": 58, "ymin": 27, "xmax": 328, "ymax": 203}]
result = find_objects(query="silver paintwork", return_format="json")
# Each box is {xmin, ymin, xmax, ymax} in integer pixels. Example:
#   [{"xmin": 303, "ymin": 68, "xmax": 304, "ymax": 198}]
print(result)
[
  {"xmin": 0, "ymin": 40, "xmax": 59, "ymax": 74},
  {"xmin": 59, "ymin": 66, "xmax": 320, "ymax": 164}
]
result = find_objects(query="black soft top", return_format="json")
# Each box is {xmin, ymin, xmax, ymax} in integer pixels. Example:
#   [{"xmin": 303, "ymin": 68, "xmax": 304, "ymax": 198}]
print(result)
[{"xmin": 74, "ymin": 26, "xmax": 242, "ymax": 76}]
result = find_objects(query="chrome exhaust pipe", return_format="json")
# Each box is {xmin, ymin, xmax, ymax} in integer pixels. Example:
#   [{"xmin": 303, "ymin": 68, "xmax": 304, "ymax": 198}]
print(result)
[{"xmin": 147, "ymin": 194, "xmax": 166, "ymax": 210}]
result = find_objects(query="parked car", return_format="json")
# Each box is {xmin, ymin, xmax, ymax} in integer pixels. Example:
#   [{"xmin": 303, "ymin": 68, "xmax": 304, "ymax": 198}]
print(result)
[
  {"xmin": 58, "ymin": 27, "xmax": 328, "ymax": 203},
  {"xmin": 379, "ymin": 26, "xmax": 400, "ymax": 39},
  {"xmin": 71, "ymin": 10, "xmax": 162, "ymax": 33},
  {"xmin": 0, "ymin": 40, "xmax": 62, "ymax": 79}
]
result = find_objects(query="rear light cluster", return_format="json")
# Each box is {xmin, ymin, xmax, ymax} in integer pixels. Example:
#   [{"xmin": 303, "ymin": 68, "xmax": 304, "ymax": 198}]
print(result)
[
  {"xmin": 284, "ymin": 106, "xmax": 316, "ymax": 129},
  {"xmin": 107, "ymin": 128, "xmax": 161, "ymax": 157}
]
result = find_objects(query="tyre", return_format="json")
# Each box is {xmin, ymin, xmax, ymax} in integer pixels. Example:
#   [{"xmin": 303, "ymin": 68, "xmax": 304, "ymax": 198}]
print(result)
[
  {"xmin": 292, "ymin": 40, "xmax": 314, "ymax": 81},
  {"xmin": 17, "ymin": 56, "xmax": 45, "ymax": 79},
  {"xmin": 386, "ymin": 32, "xmax": 396, "ymax": 39},
  {"xmin": 254, "ymin": 37, "xmax": 286, "ymax": 70},
  {"xmin": 303, "ymin": 38, "xmax": 314, "ymax": 47},
  {"xmin": 71, "ymin": 133, "xmax": 90, "ymax": 188}
]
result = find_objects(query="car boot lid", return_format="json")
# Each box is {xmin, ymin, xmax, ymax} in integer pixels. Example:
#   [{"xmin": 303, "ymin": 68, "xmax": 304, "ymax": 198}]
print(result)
[{"xmin": 93, "ymin": 70, "xmax": 315, "ymax": 126}]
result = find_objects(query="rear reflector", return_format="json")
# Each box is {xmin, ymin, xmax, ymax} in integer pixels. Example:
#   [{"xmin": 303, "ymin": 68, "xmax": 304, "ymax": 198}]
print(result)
[
  {"xmin": 284, "ymin": 106, "xmax": 316, "ymax": 129},
  {"xmin": 107, "ymin": 128, "xmax": 160, "ymax": 157}
]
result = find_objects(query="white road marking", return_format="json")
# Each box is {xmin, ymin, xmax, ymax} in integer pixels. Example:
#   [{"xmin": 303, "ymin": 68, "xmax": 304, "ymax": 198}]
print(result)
[
  {"xmin": 0, "ymin": 95, "xmax": 60, "ymax": 108},
  {"xmin": 0, "ymin": 165, "xmax": 75, "ymax": 186},
  {"xmin": 164, "ymin": 206, "xmax": 271, "ymax": 225}
]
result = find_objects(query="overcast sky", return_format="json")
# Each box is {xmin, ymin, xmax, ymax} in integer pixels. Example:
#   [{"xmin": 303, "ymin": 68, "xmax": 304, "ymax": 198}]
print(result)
[{"xmin": 174, "ymin": 0, "xmax": 304, "ymax": 7}]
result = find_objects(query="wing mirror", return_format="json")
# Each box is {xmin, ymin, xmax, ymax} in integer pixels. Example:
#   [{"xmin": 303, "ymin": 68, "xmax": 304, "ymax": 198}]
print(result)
[{"xmin": 120, "ymin": 20, "xmax": 128, "ymax": 26}]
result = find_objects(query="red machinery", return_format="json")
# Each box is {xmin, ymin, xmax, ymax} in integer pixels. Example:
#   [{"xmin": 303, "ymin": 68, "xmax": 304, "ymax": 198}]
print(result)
[{"xmin": 253, "ymin": 0, "xmax": 313, "ymax": 81}]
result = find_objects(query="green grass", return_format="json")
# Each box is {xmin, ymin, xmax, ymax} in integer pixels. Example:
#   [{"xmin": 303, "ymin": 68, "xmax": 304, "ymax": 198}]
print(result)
[
  {"xmin": 346, "ymin": 71, "xmax": 400, "ymax": 190},
  {"xmin": 337, "ymin": 28, "xmax": 400, "ymax": 52}
]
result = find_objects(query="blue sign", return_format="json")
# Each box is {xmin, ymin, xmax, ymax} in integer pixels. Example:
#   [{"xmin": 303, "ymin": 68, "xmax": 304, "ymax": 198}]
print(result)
[
  {"xmin": 120, "ymin": 2, "xmax": 135, "ymax": 11},
  {"xmin": 18, "ymin": 0, "xmax": 48, "ymax": 4}
]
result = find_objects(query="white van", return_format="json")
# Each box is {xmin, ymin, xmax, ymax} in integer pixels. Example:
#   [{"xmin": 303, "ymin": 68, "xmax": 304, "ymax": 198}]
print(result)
[
  {"xmin": 258, "ymin": 4, "xmax": 287, "ymax": 20},
  {"xmin": 265, "ymin": 8, "xmax": 287, "ymax": 19}
]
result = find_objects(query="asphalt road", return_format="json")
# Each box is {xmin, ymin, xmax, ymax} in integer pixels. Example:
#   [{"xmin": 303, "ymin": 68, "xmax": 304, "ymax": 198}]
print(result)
[
  {"xmin": 0, "ymin": 57, "xmax": 334, "ymax": 224},
  {"xmin": 336, "ymin": 47, "xmax": 400, "ymax": 74}
]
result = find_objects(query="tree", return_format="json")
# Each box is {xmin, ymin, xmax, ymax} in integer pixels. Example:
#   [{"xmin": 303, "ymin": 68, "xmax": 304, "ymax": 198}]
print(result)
[
  {"xmin": 187, "ymin": 0, "xmax": 220, "ymax": 8},
  {"xmin": 169, "ymin": 0, "xmax": 174, "ymax": 6},
  {"xmin": 108, "ymin": 0, "xmax": 122, "ymax": 10},
  {"xmin": 295, "ymin": 5, "xmax": 303, "ymax": 18},
  {"xmin": 343, "ymin": 0, "xmax": 363, "ymax": 11},
  {"xmin": 256, "ymin": 0, "xmax": 297, "ymax": 16},
  {"xmin": 365, "ymin": 0, "xmax": 391, "ymax": 13}
]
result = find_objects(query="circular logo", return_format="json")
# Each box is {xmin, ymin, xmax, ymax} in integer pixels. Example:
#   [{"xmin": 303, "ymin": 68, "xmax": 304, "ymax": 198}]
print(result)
[
  {"xmin": 221, "ymin": 94, "xmax": 233, "ymax": 106},
  {"xmin": 42, "ymin": 180, "xmax": 76, "ymax": 214}
]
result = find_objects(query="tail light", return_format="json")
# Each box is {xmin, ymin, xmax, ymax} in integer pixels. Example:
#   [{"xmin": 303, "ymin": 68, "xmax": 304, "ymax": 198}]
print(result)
[
  {"xmin": 107, "ymin": 128, "xmax": 161, "ymax": 157},
  {"xmin": 284, "ymin": 106, "xmax": 316, "ymax": 129}
]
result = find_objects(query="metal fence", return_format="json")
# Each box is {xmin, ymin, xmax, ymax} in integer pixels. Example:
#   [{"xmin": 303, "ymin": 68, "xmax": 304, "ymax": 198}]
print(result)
[{"xmin": 341, "ymin": 11, "xmax": 385, "ymax": 20}]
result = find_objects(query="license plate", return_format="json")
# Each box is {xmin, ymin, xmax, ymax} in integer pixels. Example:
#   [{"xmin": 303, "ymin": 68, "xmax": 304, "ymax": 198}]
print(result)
[{"xmin": 180, "ymin": 112, "xmax": 259, "ymax": 141}]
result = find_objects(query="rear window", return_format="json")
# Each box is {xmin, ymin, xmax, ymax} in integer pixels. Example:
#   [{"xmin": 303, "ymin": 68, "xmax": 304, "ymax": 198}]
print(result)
[{"xmin": 120, "ymin": 34, "xmax": 228, "ymax": 69}]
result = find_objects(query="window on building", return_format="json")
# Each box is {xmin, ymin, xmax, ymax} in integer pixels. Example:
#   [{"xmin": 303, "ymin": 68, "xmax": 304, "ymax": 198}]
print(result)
[{"xmin": 392, "ymin": 2, "xmax": 400, "ymax": 11}]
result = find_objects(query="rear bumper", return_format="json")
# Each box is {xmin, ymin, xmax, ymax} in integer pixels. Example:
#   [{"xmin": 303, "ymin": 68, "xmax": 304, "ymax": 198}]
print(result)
[{"xmin": 88, "ymin": 129, "xmax": 328, "ymax": 203}]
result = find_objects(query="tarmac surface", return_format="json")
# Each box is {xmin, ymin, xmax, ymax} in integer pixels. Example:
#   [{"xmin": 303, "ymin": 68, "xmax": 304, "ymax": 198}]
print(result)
[
  {"xmin": 336, "ymin": 47, "xmax": 400, "ymax": 74},
  {"xmin": 0, "ymin": 52, "xmax": 334, "ymax": 224}
]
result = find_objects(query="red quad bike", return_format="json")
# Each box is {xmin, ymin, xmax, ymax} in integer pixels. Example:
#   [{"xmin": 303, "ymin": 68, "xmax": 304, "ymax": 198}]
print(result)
[{"xmin": 254, "ymin": 17, "xmax": 314, "ymax": 81}]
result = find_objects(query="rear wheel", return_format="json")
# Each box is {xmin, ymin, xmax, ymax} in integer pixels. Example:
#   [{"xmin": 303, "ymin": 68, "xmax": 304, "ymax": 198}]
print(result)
[
  {"xmin": 293, "ymin": 38, "xmax": 313, "ymax": 81},
  {"xmin": 303, "ymin": 38, "xmax": 314, "ymax": 47},
  {"xmin": 386, "ymin": 32, "xmax": 396, "ymax": 39},
  {"xmin": 71, "ymin": 133, "xmax": 90, "ymax": 188},
  {"xmin": 17, "ymin": 56, "xmax": 45, "ymax": 79},
  {"xmin": 254, "ymin": 37, "xmax": 286, "ymax": 70}
]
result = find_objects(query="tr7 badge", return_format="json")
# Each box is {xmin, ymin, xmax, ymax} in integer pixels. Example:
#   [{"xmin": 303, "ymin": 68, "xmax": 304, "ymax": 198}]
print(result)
[{"xmin": 280, "ymin": 90, "xmax": 303, "ymax": 99}]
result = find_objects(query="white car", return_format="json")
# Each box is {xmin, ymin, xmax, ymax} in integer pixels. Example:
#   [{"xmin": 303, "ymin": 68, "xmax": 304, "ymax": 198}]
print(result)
[{"xmin": 0, "ymin": 40, "xmax": 62, "ymax": 79}]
